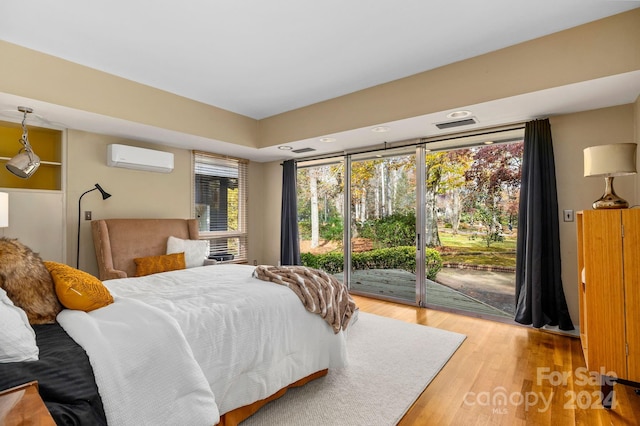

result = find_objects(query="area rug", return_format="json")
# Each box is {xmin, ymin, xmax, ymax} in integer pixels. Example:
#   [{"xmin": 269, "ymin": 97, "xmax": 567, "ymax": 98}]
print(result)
[{"xmin": 242, "ymin": 312, "xmax": 466, "ymax": 426}]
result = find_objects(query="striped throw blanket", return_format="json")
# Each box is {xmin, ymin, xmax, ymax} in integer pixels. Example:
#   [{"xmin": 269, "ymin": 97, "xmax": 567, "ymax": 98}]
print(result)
[{"xmin": 253, "ymin": 265, "xmax": 357, "ymax": 333}]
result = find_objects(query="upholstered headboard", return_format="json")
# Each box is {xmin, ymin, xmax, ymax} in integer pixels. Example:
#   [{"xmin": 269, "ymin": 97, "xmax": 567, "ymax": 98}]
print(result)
[{"xmin": 91, "ymin": 218, "xmax": 199, "ymax": 280}]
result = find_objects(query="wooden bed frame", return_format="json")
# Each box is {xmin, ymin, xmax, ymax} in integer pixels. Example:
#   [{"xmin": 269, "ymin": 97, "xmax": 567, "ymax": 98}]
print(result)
[
  {"xmin": 91, "ymin": 218, "xmax": 329, "ymax": 425},
  {"xmin": 219, "ymin": 370, "xmax": 328, "ymax": 425}
]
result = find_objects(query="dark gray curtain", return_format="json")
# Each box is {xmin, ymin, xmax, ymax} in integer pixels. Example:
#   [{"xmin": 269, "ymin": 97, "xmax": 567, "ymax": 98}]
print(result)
[
  {"xmin": 280, "ymin": 160, "xmax": 301, "ymax": 265},
  {"xmin": 514, "ymin": 119, "xmax": 574, "ymax": 330}
]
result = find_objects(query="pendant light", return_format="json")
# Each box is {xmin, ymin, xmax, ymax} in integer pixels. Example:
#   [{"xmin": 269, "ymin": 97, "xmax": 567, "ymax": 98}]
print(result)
[{"xmin": 6, "ymin": 106, "xmax": 41, "ymax": 179}]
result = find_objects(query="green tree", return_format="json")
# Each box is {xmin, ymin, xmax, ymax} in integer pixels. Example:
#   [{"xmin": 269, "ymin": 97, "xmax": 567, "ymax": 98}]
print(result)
[
  {"xmin": 351, "ymin": 160, "xmax": 379, "ymax": 229},
  {"xmin": 464, "ymin": 142, "xmax": 523, "ymax": 247},
  {"xmin": 424, "ymin": 150, "xmax": 473, "ymax": 246},
  {"xmin": 297, "ymin": 164, "xmax": 345, "ymax": 246}
]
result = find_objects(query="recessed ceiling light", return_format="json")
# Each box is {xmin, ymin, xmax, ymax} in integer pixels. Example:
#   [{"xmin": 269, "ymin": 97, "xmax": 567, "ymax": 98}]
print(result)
[
  {"xmin": 319, "ymin": 137, "xmax": 336, "ymax": 143},
  {"xmin": 446, "ymin": 110, "xmax": 472, "ymax": 119},
  {"xmin": 371, "ymin": 126, "xmax": 390, "ymax": 133},
  {"xmin": 278, "ymin": 145, "xmax": 293, "ymax": 150},
  {"xmin": 484, "ymin": 141, "xmax": 494, "ymax": 145}
]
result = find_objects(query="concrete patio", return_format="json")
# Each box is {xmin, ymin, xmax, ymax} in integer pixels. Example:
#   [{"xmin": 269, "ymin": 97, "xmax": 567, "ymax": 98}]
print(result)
[{"xmin": 344, "ymin": 268, "xmax": 515, "ymax": 319}]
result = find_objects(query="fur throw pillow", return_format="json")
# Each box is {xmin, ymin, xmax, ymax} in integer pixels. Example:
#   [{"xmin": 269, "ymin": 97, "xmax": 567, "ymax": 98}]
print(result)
[{"xmin": 0, "ymin": 237, "xmax": 62, "ymax": 324}]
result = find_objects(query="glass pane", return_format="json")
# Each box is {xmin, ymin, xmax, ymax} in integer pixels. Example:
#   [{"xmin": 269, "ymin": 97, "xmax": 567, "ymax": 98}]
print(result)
[
  {"xmin": 205, "ymin": 236, "xmax": 246, "ymax": 261},
  {"xmin": 195, "ymin": 174, "xmax": 239, "ymax": 232},
  {"xmin": 426, "ymin": 141, "xmax": 523, "ymax": 318},
  {"xmin": 349, "ymin": 149, "xmax": 417, "ymax": 303},
  {"xmin": 297, "ymin": 161, "xmax": 345, "ymax": 276}
]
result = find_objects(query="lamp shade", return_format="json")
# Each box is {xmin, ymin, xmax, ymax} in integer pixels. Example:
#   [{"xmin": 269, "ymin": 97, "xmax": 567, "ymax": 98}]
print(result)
[
  {"xmin": 0, "ymin": 192, "xmax": 8, "ymax": 227},
  {"xmin": 584, "ymin": 143, "xmax": 637, "ymax": 177},
  {"xmin": 6, "ymin": 150, "xmax": 41, "ymax": 178}
]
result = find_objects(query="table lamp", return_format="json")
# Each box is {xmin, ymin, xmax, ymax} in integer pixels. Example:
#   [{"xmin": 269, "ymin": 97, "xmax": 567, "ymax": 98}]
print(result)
[{"xmin": 583, "ymin": 143, "xmax": 637, "ymax": 209}]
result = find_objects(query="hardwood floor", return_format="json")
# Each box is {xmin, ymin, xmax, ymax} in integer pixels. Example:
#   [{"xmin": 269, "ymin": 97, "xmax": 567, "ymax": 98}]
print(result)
[{"xmin": 353, "ymin": 295, "xmax": 640, "ymax": 425}]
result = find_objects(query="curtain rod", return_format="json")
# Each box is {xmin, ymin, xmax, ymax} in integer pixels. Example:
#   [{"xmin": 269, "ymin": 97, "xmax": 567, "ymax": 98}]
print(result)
[{"xmin": 284, "ymin": 122, "xmax": 526, "ymax": 165}]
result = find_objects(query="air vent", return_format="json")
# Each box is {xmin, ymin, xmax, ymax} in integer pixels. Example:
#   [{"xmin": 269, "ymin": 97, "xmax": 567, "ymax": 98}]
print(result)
[
  {"xmin": 435, "ymin": 117, "xmax": 477, "ymax": 130},
  {"xmin": 292, "ymin": 147, "xmax": 316, "ymax": 154}
]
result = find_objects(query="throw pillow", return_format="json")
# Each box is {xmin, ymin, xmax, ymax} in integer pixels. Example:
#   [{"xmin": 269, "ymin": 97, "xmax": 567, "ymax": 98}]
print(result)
[
  {"xmin": 44, "ymin": 262, "xmax": 114, "ymax": 312},
  {"xmin": 134, "ymin": 252, "xmax": 186, "ymax": 277},
  {"xmin": 0, "ymin": 237, "xmax": 62, "ymax": 324},
  {"xmin": 0, "ymin": 288, "xmax": 39, "ymax": 362},
  {"xmin": 166, "ymin": 236, "xmax": 208, "ymax": 268}
]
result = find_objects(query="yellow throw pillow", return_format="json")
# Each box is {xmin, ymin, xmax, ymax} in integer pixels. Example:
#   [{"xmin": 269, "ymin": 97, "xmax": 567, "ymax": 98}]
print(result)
[
  {"xmin": 44, "ymin": 261, "xmax": 114, "ymax": 312},
  {"xmin": 134, "ymin": 252, "xmax": 186, "ymax": 277}
]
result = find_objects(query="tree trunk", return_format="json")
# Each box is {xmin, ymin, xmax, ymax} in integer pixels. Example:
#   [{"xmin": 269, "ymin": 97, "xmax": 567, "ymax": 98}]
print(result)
[
  {"xmin": 451, "ymin": 189, "xmax": 462, "ymax": 235},
  {"xmin": 424, "ymin": 186, "xmax": 441, "ymax": 247},
  {"xmin": 388, "ymin": 169, "xmax": 395, "ymax": 216},
  {"xmin": 380, "ymin": 162, "xmax": 386, "ymax": 217},
  {"xmin": 374, "ymin": 177, "xmax": 381, "ymax": 219},
  {"xmin": 310, "ymin": 170, "xmax": 319, "ymax": 248}
]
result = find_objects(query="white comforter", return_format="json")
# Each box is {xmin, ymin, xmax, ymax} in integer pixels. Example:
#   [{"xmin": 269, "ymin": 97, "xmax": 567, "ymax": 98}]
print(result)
[
  {"xmin": 58, "ymin": 298, "xmax": 219, "ymax": 426},
  {"xmin": 63, "ymin": 264, "xmax": 348, "ymax": 423}
]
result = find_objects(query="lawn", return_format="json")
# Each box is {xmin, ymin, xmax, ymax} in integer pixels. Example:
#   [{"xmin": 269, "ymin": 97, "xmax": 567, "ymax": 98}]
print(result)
[
  {"xmin": 300, "ymin": 228, "xmax": 518, "ymax": 269},
  {"xmin": 438, "ymin": 230, "xmax": 517, "ymax": 268}
]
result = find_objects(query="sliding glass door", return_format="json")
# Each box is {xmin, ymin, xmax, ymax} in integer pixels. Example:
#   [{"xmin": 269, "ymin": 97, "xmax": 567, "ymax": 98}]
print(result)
[{"xmin": 296, "ymin": 127, "xmax": 524, "ymax": 319}]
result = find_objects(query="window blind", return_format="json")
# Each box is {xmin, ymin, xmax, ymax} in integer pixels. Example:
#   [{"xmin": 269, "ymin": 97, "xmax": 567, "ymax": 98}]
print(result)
[{"xmin": 193, "ymin": 151, "xmax": 248, "ymax": 262}]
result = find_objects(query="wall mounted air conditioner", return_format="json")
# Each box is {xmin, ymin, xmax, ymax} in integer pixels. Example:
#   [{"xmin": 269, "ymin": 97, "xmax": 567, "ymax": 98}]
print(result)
[{"xmin": 107, "ymin": 144, "xmax": 174, "ymax": 173}]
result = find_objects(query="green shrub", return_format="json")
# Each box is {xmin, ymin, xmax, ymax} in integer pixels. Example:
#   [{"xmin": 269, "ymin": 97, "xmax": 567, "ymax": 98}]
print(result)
[
  {"xmin": 320, "ymin": 217, "xmax": 344, "ymax": 241},
  {"xmin": 298, "ymin": 217, "xmax": 343, "ymax": 241},
  {"xmin": 300, "ymin": 246, "xmax": 442, "ymax": 281},
  {"xmin": 300, "ymin": 252, "xmax": 318, "ymax": 269},
  {"xmin": 298, "ymin": 220, "xmax": 311, "ymax": 240},
  {"xmin": 358, "ymin": 213, "xmax": 416, "ymax": 248},
  {"xmin": 425, "ymin": 248, "xmax": 444, "ymax": 280}
]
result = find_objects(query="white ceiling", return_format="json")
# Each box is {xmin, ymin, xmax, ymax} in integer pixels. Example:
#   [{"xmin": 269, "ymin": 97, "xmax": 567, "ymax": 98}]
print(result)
[{"xmin": 1, "ymin": 1, "xmax": 639, "ymax": 162}]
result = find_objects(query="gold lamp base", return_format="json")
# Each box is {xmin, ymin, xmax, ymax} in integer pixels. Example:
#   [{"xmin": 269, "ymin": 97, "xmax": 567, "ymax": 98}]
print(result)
[{"xmin": 593, "ymin": 176, "xmax": 629, "ymax": 209}]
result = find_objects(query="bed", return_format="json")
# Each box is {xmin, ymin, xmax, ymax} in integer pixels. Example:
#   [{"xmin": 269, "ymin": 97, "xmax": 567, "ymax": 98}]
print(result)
[{"xmin": 0, "ymin": 218, "xmax": 354, "ymax": 425}]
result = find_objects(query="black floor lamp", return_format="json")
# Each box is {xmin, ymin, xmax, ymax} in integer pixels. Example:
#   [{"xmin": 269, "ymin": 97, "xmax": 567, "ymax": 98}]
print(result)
[{"xmin": 77, "ymin": 183, "xmax": 111, "ymax": 268}]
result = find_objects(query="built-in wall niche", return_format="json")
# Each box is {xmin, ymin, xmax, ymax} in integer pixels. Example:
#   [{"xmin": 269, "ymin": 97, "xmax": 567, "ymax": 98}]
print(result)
[{"xmin": 0, "ymin": 120, "xmax": 63, "ymax": 190}]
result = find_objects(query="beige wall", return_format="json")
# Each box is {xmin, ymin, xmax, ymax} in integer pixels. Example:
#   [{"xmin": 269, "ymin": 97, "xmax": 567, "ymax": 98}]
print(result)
[
  {"xmin": 257, "ymin": 162, "xmax": 286, "ymax": 266},
  {"xmin": 246, "ymin": 161, "xmax": 265, "ymax": 266},
  {"xmin": 67, "ymin": 130, "xmax": 192, "ymax": 275},
  {"xmin": 552, "ymin": 104, "xmax": 637, "ymax": 324}
]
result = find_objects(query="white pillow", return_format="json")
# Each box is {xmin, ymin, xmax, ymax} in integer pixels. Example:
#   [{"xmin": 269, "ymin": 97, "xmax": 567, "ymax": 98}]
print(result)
[
  {"xmin": 166, "ymin": 236, "xmax": 208, "ymax": 268},
  {"xmin": 0, "ymin": 288, "xmax": 39, "ymax": 362}
]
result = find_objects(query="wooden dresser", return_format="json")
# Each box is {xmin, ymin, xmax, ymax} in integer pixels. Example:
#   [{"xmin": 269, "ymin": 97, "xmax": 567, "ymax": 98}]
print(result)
[
  {"xmin": 576, "ymin": 209, "xmax": 640, "ymax": 407},
  {"xmin": 0, "ymin": 381, "xmax": 55, "ymax": 425}
]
